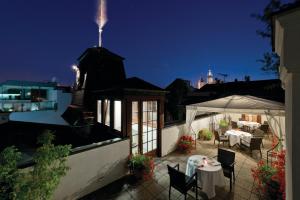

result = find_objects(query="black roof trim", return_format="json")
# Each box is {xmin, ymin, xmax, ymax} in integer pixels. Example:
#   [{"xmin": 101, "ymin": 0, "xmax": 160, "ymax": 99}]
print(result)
[{"xmin": 271, "ymin": 2, "xmax": 300, "ymax": 50}]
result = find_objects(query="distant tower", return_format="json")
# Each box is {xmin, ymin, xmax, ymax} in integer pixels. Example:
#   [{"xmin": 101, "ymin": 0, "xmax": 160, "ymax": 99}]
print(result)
[
  {"xmin": 196, "ymin": 78, "xmax": 206, "ymax": 89},
  {"xmin": 207, "ymin": 69, "xmax": 214, "ymax": 84}
]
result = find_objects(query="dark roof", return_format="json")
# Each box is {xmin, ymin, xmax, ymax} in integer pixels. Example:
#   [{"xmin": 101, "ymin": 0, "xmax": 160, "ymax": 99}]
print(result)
[
  {"xmin": 199, "ymin": 79, "xmax": 280, "ymax": 91},
  {"xmin": 165, "ymin": 78, "xmax": 195, "ymax": 91},
  {"xmin": 92, "ymin": 77, "xmax": 166, "ymax": 97},
  {"xmin": 119, "ymin": 77, "xmax": 164, "ymax": 91},
  {"xmin": 272, "ymin": 2, "xmax": 300, "ymax": 50},
  {"xmin": 0, "ymin": 80, "xmax": 57, "ymax": 88},
  {"xmin": 194, "ymin": 79, "xmax": 284, "ymax": 103},
  {"xmin": 77, "ymin": 47, "xmax": 124, "ymax": 61},
  {"xmin": 272, "ymin": 1, "xmax": 300, "ymax": 17}
]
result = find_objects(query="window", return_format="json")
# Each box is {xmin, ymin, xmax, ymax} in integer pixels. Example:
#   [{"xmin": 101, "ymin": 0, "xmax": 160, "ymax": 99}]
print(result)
[
  {"xmin": 131, "ymin": 101, "xmax": 139, "ymax": 154},
  {"xmin": 104, "ymin": 99, "xmax": 110, "ymax": 126},
  {"xmin": 142, "ymin": 101, "xmax": 157, "ymax": 154},
  {"xmin": 114, "ymin": 101, "xmax": 122, "ymax": 131},
  {"xmin": 97, "ymin": 100, "xmax": 102, "ymax": 123}
]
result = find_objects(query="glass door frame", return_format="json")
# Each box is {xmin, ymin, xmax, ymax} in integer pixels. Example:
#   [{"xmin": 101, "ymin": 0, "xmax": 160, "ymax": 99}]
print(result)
[{"xmin": 129, "ymin": 98, "xmax": 161, "ymax": 156}]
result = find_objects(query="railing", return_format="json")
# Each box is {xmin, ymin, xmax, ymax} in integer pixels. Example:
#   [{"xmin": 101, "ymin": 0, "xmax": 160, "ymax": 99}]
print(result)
[
  {"xmin": 267, "ymin": 138, "xmax": 284, "ymax": 165},
  {"xmin": 0, "ymin": 101, "xmax": 57, "ymax": 112}
]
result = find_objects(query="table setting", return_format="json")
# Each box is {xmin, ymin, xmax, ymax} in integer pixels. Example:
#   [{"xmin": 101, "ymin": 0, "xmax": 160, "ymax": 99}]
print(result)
[{"xmin": 186, "ymin": 155, "xmax": 225, "ymax": 199}]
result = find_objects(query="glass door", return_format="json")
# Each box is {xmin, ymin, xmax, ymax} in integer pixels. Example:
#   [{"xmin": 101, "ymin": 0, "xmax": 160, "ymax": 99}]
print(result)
[
  {"xmin": 142, "ymin": 101, "xmax": 158, "ymax": 154},
  {"xmin": 131, "ymin": 101, "xmax": 139, "ymax": 154}
]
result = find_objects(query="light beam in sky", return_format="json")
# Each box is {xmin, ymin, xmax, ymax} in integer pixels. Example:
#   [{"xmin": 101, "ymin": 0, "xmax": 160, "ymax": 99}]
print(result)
[{"xmin": 96, "ymin": 0, "xmax": 107, "ymax": 47}]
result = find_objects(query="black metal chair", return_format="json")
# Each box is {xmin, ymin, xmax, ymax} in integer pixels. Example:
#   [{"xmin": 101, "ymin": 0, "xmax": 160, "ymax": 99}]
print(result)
[
  {"xmin": 242, "ymin": 125, "xmax": 251, "ymax": 133},
  {"xmin": 259, "ymin": 124, "xmax": 270, "ymax": 137},
  {"xmin": 216, "ymin": 148, "xmax": 236, "ymax": 191},
  {"xmin": 214, "ymin": 130, "xmax": 229, "ymax": 147},
  {"xmin": 240, "ymin": 137, "xmax": 263, "ymax": 158},
  {"xmin": 231, "ymin": 121, "xmax": 238, "ymax": 129},
  {"xmin": 253, "ymin": 129, "xmax": 265, "ymax": 147},
  {"xmin": 167, "ymin": 164, "xmax": 201, "ymax": 200}
]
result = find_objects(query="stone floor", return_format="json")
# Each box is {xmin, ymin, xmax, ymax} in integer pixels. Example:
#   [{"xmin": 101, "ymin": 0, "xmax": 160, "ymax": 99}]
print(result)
[{"xmin": 81, "ymin": 138, "xmax": 272, "ymax": 200}]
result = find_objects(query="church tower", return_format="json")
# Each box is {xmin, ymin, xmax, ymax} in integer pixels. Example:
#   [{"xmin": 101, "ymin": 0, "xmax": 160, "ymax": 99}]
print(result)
[{"xmin": 207, "ymin": 69, "xmax": 214, "ymax": 84}]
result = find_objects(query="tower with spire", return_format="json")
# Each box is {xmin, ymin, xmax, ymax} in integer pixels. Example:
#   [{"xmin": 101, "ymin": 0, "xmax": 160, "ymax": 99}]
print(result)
[
  {"xmin": 207, "ymin": 69, "xmax": 214, "ymax": 84},
  {"xmin": 195, "ymin": 68, "xmax": 215, "ymax": 89}
]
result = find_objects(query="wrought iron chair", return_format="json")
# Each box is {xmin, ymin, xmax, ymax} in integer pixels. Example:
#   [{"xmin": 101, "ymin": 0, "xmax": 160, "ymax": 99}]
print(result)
[
  {"xmin": 213, "ymin": 130, "xmax": 229, "ymax": 147},
  {"xmin": 215, "ymin": 148, "xmax": 236, "ymax": 191},
  {"xmin": 240, "ymin": 137, "xmax": 263, "ymax": 158},
  {"xmin": 167, "ymin": 164, "xmax": 203, "ymax": 200}
]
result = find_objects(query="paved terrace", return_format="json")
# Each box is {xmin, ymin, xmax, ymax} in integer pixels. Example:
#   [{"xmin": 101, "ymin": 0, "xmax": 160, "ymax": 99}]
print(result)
[{"xmin": 81, "ymin": 138, "xmax": 273, "ymax": 200}]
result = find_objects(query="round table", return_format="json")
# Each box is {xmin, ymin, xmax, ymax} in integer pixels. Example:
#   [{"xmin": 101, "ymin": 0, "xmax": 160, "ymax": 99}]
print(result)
[{"xmin": 186, "ymin": 155, "xmax": 225, "ymax": 199}]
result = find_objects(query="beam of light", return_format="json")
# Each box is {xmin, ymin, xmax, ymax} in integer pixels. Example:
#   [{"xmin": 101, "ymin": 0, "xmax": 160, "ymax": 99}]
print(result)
[{"xmin": 96, "ymin": 0, "xmax": 107, "ymax": 47}]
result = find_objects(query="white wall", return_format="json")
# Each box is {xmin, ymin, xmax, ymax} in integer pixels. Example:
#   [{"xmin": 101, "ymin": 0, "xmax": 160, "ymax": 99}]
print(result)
[
  {"xmin": 161, "ymin": 123, "xmax": 185, "ymax": 156},
  {"xmin": 53, "ymin": 139, "xmax": 130, "ymax": 200},
  {"xmin": 161, "ymin": 113, "xmax": 285, "ymax": 157},
  {"xmin": 9, "ymin": 90, "xmax": 71, "ymax": 125},
  {"xmin": 274, "ymin": 9, "xmax": 300, "ymax": 199},
  {"xmin": 161, "ymin": 114, "xmax": 223, "ymax": 157}
]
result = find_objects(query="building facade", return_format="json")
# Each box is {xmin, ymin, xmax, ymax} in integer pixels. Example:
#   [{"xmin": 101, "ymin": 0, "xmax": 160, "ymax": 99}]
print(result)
[{"xmin": 67, "ymin": 47, "xmax": 166, "ymax": 156}]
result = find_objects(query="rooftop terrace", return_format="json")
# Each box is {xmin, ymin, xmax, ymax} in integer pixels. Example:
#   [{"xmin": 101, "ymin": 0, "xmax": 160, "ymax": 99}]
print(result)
[{"xmin": 81, "ymin": 138, "xmax": 272, "ymax": 200}]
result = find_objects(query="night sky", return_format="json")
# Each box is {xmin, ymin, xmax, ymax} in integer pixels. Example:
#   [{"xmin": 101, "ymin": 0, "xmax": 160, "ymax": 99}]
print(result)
[{"xmin": 0, "ymin": 0, "xmax": 292, "ymax": 87}]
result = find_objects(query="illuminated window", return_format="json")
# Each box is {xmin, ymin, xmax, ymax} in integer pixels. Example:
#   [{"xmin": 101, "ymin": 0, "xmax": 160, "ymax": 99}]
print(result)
[
  {"xmin": 104, "ymin": 99, "xmax": 110, "ymax": 126},
  {"xmin": 97, "ymin": 100, "xmax": 102, "ymax": 123},
  {"xmin": 114, "ymin": 101, "xmax": 122, "ymax": 131}
]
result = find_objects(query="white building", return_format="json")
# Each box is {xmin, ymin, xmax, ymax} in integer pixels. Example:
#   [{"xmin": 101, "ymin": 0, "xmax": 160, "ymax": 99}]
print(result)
[
  {"xmin": 273, "ymin": 3, "xmax": 300, "ymax": 199},
  {"xmin": 0, "ymin": 80, "xmax": 72, "ymax": 125}
]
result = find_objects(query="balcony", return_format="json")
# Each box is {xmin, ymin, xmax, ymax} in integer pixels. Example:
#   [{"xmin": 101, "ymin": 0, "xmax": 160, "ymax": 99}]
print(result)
[{"xmin": 0, "ymin": 100, "xmax": 57, "ymax": 112}]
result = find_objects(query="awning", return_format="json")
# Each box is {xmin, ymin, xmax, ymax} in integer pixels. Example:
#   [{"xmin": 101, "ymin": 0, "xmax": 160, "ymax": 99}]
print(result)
[
  {"xmin": 186, "ymin": 95, "xmax": 285, "ymax": 116},
  {"xmin": 185, "ymin": 95, "xmax": 285, "ymax": 138}
]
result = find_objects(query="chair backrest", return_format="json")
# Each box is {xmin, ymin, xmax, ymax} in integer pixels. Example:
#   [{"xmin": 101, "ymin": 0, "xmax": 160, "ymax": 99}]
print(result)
[
  {"xmin": 167, "ymin": 165, "xmax": 186, "ymax": 189},
  {"xmin": 250, "ymin": 137, "xmax": 262, "ymax": 150},
  {"xmin": 253, "ymin": 129, "xmax": 264, "ymax": 137},
  {"xmin": 231, "ymin": 121, "xmax": 238, "ymax": 129},
  {"xmin": 217, "ymin": 148, "xmax": 235, "ymax": 166},
  {"xmin": 242, "ymin": 125, "xmax": 251, "ymax": 133},
  {"xmin": 214, "ymin": 130, "xmax": 220, "ymax": 141},
  {"xmin": 259, "ymin": 124, "xmax": 269, "ymax": 134}
]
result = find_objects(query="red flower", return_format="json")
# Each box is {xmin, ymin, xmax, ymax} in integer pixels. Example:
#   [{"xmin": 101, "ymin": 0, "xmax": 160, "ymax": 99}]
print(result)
[
  {"xmin": 177, "ymin": 135, "xmax": 195, "ymax": 153},
  {"xmin": 251, "ymin": 149, "xmax": 285, "ymax": 200}
]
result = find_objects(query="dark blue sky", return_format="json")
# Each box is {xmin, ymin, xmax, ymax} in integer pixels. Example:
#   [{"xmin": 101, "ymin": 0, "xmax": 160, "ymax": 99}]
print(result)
[{"xmin": 0, "ymin": 0, "xmax": 289, "ymax": 87}]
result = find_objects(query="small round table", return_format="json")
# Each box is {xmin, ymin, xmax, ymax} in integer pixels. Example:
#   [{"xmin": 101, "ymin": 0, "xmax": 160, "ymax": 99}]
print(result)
[{"xmin": 186, "ymin": 155, "xmax": 225, "ymax": 199}]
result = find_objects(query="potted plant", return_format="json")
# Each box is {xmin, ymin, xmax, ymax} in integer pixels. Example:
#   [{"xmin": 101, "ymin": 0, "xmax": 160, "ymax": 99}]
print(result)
[
  {"xmin": 219, "ymin": 119, "xmax": 229, "ymax": 129},
  {"xmin": 128, "ymin": 154, "xmax": 155, "ymax": 180},
  {"xmin": 251, "ymin": 138, "xmax": 286, "ymax": 200},
  {"xmin": 198, "ymin": 128, "xmax": 213, "ymax": 140},
  {"xmin": 177, "ymin": 135, "xmax": 195, "ymax": 153},
  {"xmin": 219, "ymin": 119, "xmax": 229, "ymax": 134}
]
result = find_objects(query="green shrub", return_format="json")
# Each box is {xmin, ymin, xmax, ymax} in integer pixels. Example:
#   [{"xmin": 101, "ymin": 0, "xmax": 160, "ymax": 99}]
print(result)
[
  {"xmin": 219, "ymin": 119, "xmax": 229, "ymax": 129},
  {"xmin": 198, "ymin": 129, "xmax": 213, "ymax": 140}
]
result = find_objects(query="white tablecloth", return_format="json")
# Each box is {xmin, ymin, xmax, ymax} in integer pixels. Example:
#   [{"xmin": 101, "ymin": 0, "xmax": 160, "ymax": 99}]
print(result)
[
  {"xmin": 237, "ymin": 121, "xmax": 261, "ymax": 129},
  {"xmin": 225, "ymin": 129, "xmax": 252, "ymax": 146},
  {"xmin": 186, "ymin": 155, "xmax": 225, "ymax": 199}
]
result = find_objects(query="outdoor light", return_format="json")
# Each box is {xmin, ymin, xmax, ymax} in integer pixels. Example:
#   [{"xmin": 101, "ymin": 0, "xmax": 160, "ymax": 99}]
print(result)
[{"xmin": 71, "ymin": 64, "xmax": 78, "ymax": 71}]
